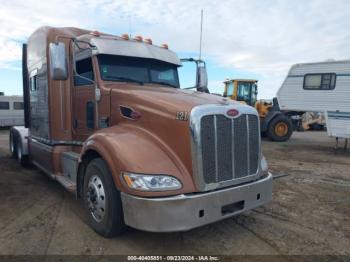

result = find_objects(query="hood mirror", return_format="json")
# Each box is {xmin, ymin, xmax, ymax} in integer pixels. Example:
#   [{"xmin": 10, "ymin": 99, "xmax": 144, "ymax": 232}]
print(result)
[
  {"xmin": 180, "ymin": 58, "xmax": 209, "ymax": 93},
  {"xmin": 196, "ymin": 64, "xmax": 208, "ymax": 93}
]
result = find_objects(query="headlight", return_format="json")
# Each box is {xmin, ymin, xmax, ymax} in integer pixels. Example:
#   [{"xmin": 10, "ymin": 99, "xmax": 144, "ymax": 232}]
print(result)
[
  {"xmin": 122, "ymin": 172, "xmax": 182, "ymax": 191},
  {"xmin": 261, "ymin": 155, "xmax": 268, "ymax": 172}
]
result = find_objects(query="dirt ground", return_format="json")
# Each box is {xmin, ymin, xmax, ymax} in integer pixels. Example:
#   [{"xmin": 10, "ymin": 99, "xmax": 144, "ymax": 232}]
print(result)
[{"xmin": 0, "ymin": 130, "xmax": 349, "ymax": 256}]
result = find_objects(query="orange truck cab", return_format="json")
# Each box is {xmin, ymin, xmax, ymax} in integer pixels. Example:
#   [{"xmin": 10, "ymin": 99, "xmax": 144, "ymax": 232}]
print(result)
[{"xmin": 10, "ymin": 27, "xmax": 272, "ymax": 237}]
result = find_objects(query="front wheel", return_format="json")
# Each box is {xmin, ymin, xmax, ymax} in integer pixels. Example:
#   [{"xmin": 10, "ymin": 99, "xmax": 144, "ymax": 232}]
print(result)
[
  {"xmin": 267, "ymin": 114, "xmax": 293, "ymax": 142},
  {"xmin": 83, "ymin": 158, "xmax": 126, "ymax": 237}
]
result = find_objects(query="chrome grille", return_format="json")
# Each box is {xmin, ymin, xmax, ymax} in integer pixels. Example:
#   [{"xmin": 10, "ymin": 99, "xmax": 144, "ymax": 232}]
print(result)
[{"xmin": 200, "ymin": 114, "xmax": 259, "ymax": 184}]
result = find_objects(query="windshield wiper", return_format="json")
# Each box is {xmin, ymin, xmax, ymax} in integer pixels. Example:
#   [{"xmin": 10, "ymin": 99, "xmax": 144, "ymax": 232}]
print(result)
[
  {"xmin": 104, "ymin": 76, "xmax": 144, "ymax": 85},
  {"xmin": 151, "ymin": 81, "xmax": 178, "ymax": 88}
]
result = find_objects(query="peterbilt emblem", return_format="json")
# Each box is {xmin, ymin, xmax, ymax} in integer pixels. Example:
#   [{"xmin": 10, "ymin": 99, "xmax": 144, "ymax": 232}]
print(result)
[{"xmin": 227, "ymin": 109, "xmax": 239, "ymax": 117}]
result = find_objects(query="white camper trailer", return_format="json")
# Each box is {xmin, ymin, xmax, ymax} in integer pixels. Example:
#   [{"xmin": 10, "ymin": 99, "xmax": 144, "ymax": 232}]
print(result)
[
  {"xmin": 277, "ymin": 60, "xmax": 350, "ymax": 139},
  {"xmin": 0, "ymin": 95, "xmax": 24, "ymax": 127}
]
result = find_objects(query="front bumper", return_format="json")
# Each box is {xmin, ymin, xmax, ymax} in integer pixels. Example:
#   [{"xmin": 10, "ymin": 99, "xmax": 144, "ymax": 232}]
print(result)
[{"xmin": 121, "ymin": 172, "xmax": 273, "ymax": 232}]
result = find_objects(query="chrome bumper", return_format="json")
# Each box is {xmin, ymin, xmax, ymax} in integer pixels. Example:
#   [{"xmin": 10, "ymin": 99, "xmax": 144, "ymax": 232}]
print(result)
[{"xmin": 121, "ymin": 172, "xmax": 273, "ymax": 232}]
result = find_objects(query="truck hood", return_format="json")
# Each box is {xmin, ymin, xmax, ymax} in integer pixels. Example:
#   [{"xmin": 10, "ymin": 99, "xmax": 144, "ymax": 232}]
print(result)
[
  {"xmin": 104, "ymin": 83, "xmax": 250, "ymax": 188},
  {"xmin": 107, "ymin": 83, "xmax": 239, "ymax": 117}
]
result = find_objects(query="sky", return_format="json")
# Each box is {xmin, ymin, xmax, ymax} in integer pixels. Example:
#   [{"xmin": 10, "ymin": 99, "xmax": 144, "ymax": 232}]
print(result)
[{"xmin": 0, "ymin": 0, "xmax": 350, "ymax": 98}]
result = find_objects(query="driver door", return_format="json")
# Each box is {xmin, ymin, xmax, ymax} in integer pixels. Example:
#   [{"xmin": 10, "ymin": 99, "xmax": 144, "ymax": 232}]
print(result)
[{"xmin": 72, "ymin": 57, "xmax": 96, "ymax": 141}]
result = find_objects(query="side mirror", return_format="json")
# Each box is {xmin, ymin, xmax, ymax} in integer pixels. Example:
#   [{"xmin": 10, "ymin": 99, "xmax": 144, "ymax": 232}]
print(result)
[
  {"xmin": 49, "ymin": 42, "xmax": 68, "ymax": 80},
  {"xmin": 196, "ymin": 65, "xmax": 209, "ymax": 93}
]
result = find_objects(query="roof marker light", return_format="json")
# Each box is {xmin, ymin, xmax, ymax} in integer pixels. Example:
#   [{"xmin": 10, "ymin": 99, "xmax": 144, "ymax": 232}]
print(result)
[
  {"xmin": 90, "ymin": 30, "xmax": 101, "ymax": 37},
  {"xmin": 134, "ymin": 35, "xmax": 143, "ymax": 42},
  {"xmin": 144, "ymin": 38, "xmax": 153, "ymax": 45},
  {"xmin": 161, "ymin": 44, "xmax": 168, "ymax": 49},
  {"xmin": 121, "ymin": 34, "xmax": 129, "ymax": 40}
]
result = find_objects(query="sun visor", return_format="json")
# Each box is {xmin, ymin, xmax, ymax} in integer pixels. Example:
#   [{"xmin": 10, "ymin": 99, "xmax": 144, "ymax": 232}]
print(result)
[{"xmin": 90, "ymin": 38, "xmax": 181, "ymax": 66}]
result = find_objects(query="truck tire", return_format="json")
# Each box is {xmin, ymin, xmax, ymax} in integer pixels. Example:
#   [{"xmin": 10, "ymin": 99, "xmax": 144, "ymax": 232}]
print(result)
[
  {"xmin": 9, "ymin": 131, "xmax": 18, "ymax": 159},
  {"xmin": 83, "ymin": 158, "xmax": 126, "ymax": 237},
  {"xmin": 267, "ymin": 114, "xmax": 293, "ymax": 142},
  {"xmin": 16, "ymin": 140, "xmax": 29, "ymax": 166}
]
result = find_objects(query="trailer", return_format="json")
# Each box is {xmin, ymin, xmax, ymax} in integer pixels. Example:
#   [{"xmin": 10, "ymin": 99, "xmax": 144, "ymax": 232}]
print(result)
[
  {"xmin": 277, "ymin": 60, "xmax": 350, "ymax": 140},
  {"xmin": 10, "ymin": 26, "xmax": 272, "ymax": 237},
  {"xmin": 0, "ymin": 95, "xmax": 24, "ymax": 127}
]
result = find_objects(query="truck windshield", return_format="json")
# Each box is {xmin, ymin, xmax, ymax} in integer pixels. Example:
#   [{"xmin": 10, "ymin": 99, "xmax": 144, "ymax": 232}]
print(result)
[{"xmin": 97, "ymin": 54, "xmax": 180, "ymax": 88}]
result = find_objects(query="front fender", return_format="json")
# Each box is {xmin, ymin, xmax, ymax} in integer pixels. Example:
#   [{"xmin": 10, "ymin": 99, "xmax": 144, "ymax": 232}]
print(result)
[
  {"xmin": 80, "ymin": 125, "xmax": 196, "ymax": 197},
  {"xmin": 11, "ymin": 126, "xmax": 29, "ymax": 155}
]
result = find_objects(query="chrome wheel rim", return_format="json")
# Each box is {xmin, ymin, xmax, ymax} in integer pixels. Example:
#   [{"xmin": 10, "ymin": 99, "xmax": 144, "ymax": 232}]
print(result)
[{"xmin": 86, "ymin": 175, "xmax": 106, "ymax": 222}]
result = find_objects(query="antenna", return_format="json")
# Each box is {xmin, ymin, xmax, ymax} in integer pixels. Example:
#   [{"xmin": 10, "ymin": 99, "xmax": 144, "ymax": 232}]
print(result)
[
  {"xmin": 199, "ymin": 9, "xmax": 204, "ymax": 60},
  {"xmin": 127, "ymin": 0, "xmax": 132, "ymax": 38}
]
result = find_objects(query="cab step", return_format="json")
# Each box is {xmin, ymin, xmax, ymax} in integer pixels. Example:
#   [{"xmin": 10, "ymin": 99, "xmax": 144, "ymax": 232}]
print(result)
[
  {"xmin": 56, "ymin": 175, "xmax": 76, "ymax": 193},
  {"xmin": 57, "ymin": 151, "xmax": 80, "ymax": 193}
]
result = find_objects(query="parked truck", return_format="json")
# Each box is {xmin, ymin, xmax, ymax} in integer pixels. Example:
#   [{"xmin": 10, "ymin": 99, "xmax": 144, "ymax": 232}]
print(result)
[
  {"xmin": 10, "ymin": 26, "xmax": 272, "ymax": 237},
  {"xmin": 223, "ymin": 79, "xmax": 293, "ymax": 142}
]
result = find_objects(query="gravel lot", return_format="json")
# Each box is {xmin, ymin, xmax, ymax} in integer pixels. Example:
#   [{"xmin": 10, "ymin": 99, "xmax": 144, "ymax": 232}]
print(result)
[{"xmin": 0, "ymin": 130, "xmax": 349, "ymax": 255}]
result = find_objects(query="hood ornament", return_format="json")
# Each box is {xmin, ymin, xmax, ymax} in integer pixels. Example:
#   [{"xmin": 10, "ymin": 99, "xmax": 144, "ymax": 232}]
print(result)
[{"xmin": 219, "ymin": 98, "xmax": 229, "ymax": 105}]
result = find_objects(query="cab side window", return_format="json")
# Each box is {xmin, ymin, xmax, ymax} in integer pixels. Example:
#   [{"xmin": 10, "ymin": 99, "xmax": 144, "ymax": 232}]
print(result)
[
  {"xmin": 74, "ymin": 58, "xmax": 94, "ymax": 86},
  {"xmin": 0, "ymin": 102, "xmax": 9, "ymax": 110},
  {"xmin": 30, "ymin": 75, "xmax": 37, "ymax": 92},
  {"xmin": 226, "ymin": 82, "xmax": 234, "ymax": 97}
]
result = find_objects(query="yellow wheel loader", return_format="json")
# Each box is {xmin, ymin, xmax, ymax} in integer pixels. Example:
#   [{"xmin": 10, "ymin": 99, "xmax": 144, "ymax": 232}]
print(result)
[{"xmin": 223, "ymin": 79, "xmax": 293, "ymax": 142}]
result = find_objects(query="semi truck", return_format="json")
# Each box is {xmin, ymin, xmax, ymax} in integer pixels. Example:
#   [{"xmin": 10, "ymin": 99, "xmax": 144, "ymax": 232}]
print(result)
[{"xmin": 10, "ymin": 26, "xmax": 272, "ymax": 237}]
